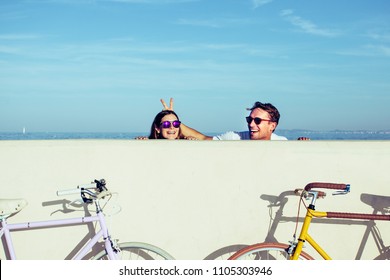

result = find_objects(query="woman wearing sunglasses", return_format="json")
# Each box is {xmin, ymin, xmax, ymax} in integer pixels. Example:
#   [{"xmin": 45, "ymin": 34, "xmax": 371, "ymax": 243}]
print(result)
[
  {"xmin": 149, "ymin": 110, "xmax": 182, "ymax": 139},
  {"xmin": 136, "ymin": 110, "xmax": 195, "ymax": 140}
]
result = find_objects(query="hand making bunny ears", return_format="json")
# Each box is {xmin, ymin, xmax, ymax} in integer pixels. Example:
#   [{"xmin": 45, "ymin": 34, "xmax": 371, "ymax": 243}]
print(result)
[{"xmin": 160, "ymin": 98, "xmax": 174, "ymax": 111}]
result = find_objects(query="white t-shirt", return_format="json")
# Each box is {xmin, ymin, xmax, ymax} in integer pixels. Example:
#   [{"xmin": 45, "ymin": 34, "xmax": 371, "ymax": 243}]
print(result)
[{"xmin": 213, "ymin": 131, "xmax": 288, "ymax": 140}]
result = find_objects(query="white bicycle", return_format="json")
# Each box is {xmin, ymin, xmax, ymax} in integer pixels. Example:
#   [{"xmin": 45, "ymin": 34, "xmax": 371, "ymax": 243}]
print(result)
[{"xmin": 0, "ymin": 179, "xmax": 174, "ymax": 260}]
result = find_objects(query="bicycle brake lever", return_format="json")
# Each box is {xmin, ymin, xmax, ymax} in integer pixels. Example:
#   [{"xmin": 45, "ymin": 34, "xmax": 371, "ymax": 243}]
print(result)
[
  {"xmin": 294, "ymin": 189, "xmax": 306, "ymax": 197},
  {"xmin": 332, "ymin": 191, "xmax": 349, "ymax": 195},
  {"xmin": 332, "ymin": 190, "xmax": 350, "ymax": 195},
  {"xmin": 97, "ymin": 190, "xmax": 112, "ymax": 200},
  {"xmin": 294, "ymin": 189, "xmax": 314, "ymax": 200},
  {"xmin": 332, "ymin": 184, "xmax": 351, "ymax": 196}
]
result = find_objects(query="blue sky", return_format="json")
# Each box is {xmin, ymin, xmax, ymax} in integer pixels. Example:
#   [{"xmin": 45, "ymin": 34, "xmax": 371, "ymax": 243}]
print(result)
[{"xmin": 1, "ymin": 0, "xmax": 389, "ymax": 133}]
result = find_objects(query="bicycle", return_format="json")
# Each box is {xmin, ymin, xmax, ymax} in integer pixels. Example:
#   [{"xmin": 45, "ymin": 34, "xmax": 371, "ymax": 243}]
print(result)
[
  {"xmin": 228, "ymin": 182, "xmax": 390, "ymax": 260},
  {"xmin": 0, "ymin": 179, "xmax": 175, "ymax": 260},
  {"xmin": 253, "ymin": 190, "xmax": 390, "ymax": 259}
]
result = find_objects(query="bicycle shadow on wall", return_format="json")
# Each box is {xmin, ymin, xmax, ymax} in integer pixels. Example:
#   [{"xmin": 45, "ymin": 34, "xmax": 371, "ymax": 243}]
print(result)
[
  {"xmin": 41, "ymin": 199, "xmax": 104, "ymax": 260},
  {"xmin": 259, "ymin": 190, "xmax": 390, "ymax": 260},
  {"xmin": 203, "ymin": 190, "xmax": 390, "ymax": 260},
  {"xmin": 203, "ymin": 191, "xmax": 293, "ymax": 260}
]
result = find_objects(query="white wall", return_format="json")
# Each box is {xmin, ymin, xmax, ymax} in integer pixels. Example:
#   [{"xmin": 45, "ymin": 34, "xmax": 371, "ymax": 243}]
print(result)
[{"xmin": 1, "ymin": 140, "xmax": 389, "ymax": 260}]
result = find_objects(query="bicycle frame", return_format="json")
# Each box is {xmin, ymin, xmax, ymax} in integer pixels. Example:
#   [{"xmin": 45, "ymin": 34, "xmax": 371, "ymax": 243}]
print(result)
[
  {"xmin": 291, "ymin": 208, "xmax": 331, "ymax": 260},
  {"xmin": 0, "ymin": 205, "xmax": 118, "ymax": 260}
]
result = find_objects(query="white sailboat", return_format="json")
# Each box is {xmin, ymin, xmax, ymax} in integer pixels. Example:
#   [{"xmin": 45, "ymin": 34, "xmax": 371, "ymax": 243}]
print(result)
[{"xmin": 22, "ymin": 127, "xmax": 26, "ymax": 134}]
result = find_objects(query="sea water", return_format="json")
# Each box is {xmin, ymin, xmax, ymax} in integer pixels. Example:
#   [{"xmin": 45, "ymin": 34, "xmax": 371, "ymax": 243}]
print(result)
[{"xmin": 1, "ymin": 130, "xmax": 390, "ymax": 140}]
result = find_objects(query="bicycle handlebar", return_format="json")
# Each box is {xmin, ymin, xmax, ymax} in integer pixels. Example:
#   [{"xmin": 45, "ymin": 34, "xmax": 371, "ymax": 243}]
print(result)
[
  {"xmin": 304, "ymin": 182, "xmax": 350, "ymax": 193},
  {"xmin": 57, "ymin": 187, "xmax": 82, "ymax": 196},
  {"xmin": 57, "ymin": 179, "xmax": 109, "ymax": 201}
]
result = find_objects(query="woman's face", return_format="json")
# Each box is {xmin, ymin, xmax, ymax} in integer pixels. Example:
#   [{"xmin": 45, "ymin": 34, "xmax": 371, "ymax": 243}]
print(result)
[{"xmin": 156, "ymin": 114, "xmax": 181, "ymax": 139}]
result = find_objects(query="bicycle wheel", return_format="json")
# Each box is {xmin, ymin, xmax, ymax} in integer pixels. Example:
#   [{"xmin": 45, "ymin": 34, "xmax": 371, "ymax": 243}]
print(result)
[
  {"xmin": 93, "ymin": 242, "xmax": 175, "ymax": 260},
  {"xmin": 228, "ymin": 242, "xmax": 314, "ymax": 260}
]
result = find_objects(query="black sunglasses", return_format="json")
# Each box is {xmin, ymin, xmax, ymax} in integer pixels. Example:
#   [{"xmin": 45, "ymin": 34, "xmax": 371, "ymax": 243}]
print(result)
[
  {"xmin": 246, "ymin": 116, "xmax": 272, "ymax": 125},
  {"xmin": 160, "ymin": 120, "xmax": 181, "ymax": 129}
]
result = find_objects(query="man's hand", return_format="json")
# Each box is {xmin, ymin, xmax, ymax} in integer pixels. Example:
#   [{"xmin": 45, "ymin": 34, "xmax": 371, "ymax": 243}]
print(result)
[{"xmin": 161, "ymin": 98, "xmax": 174, "ymax": 111}]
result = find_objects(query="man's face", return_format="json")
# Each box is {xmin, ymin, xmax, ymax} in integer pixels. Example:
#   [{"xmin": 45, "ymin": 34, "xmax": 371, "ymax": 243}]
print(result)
[{"xmin": 247, "ymin": 108, "xmax": 276, "ymax": 140}]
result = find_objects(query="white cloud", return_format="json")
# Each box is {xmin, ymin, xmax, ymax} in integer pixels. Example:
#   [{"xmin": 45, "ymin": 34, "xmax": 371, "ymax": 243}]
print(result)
[
  {"xmin": 253, "ymin": 0, "xmax": 273, "ymax": 9},
  {"xmin": 0, "ymin": 45, "xmax": 21, "ymax": 54},
  {"xmin": 24, "ymin": 0, "xmax": 199, "ymax": 4},
  {"xmin": 366, "ymin": 31, "xmax": 390, "ymax": 42},
  {"xmin": 280, "ymin": 9, "xmax": 339, "ymax": 37},
  {"xmin": 0, "ymin": 34, "xmax": 42, "ymax": 40},
  {"xmin": 334, "ymin": 44, "xmax": 390, "ymax": 58},
  {"xmin": 105, "ymin": 0, "xmax": 198, "ymax": 3},
  {"xmin": 366, "ymin": 44, "xmax": 390, "ymax": 56},
  {"xmin": 176, "ymin": 17, "xmax": 255, "ymax": 28},
  {"xmin": 176, "ymin": 18, "xmax": 221, "ymax": 28}
]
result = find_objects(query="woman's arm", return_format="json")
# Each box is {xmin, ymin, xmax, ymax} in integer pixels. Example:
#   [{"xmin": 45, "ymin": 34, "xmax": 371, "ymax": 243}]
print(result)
[
  {"xmin": 180, "ymin": 123, "xmax": 212, "ymax": 140},
  {"xmin": 161, "ymin": 98, "xmax": 212, "ymax": 140}
]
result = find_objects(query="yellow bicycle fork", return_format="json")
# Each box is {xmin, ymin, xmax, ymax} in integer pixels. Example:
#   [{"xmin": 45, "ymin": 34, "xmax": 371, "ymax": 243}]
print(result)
[{"xmin": 291, "ymin": 208, "xmax": 331, "ymax": 260}]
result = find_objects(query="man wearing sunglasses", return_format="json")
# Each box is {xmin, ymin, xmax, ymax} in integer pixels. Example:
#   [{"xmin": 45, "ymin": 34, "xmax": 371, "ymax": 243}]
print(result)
[
  {"xmin": 161, "ymin": 99, "xmax": 289, "ymax": 141},
  {"xmin": 215, "ymin": 101, "xmax": 287, "ymax": 140}
]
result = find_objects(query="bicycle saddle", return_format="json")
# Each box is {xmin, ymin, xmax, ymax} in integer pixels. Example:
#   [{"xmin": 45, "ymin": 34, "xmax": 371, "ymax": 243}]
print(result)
[
  {"xmin": 360, "ymin": 193, "xmax": 390, "ymax": 212},
  {"xmin": 0, "ymin": 199, "xmax": 28, "ymax": 217}
]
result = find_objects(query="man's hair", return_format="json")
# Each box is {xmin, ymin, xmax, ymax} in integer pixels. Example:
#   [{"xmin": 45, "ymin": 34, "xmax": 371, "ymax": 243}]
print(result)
[{"xmin": 248, "ymin": 101, "xmax": 280, "ymax": 124}]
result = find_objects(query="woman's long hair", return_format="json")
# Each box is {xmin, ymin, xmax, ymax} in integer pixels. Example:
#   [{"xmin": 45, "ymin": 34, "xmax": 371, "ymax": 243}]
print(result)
[{"xmin": 148, "ymin": 110, "xmax": 181, "ymax": 139}]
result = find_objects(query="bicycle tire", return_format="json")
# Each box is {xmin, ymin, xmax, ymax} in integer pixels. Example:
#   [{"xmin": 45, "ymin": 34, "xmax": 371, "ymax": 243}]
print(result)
[
  {"xmin": 93, "ymin": 242, "xmax": 175, "ymax": 260},
  {"xmin": 228, "ymin": 242, "xmax": 314, "ymax": 260}
]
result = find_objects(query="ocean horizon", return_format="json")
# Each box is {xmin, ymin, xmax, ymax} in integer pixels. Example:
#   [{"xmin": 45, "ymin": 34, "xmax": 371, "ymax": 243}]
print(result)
[{"xmin": 1, "ymin": 129, "xmax": 390, "ymax": 140}]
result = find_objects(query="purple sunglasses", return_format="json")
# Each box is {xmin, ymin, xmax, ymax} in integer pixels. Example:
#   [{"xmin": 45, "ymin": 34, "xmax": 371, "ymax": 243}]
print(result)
[{"xmin": 160, "ymin": 120, "xmax": 181, "ymax": 129}]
